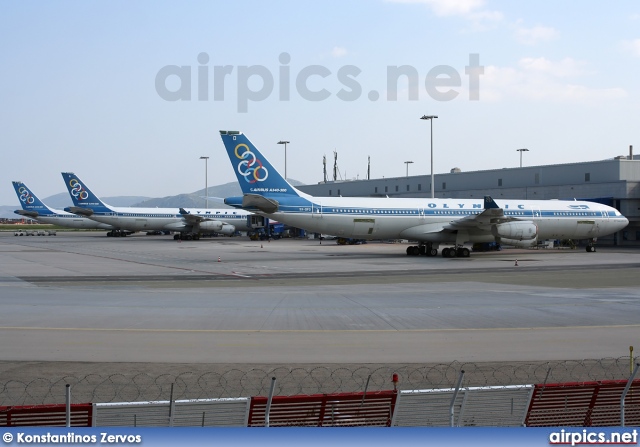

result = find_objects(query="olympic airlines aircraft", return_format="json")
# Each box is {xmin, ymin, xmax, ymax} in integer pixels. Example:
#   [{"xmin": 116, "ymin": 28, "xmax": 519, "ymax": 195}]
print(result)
[
  {"xmin": 219, "ymin": 131, "xmax": 629, "ymax": 257},
  {"xmin": 11, "ymin": 181, "xmax": 114, "ymax": 230},
  {"xmin": 60, "ymin": 172, "xmax": 252, "ymax": 239}
]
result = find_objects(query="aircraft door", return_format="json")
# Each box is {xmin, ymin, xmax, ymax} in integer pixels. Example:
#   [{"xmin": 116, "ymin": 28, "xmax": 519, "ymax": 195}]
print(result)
[
  {"xmin": 312, "ymin": 201, "xmax": 322, "ymax": 219},
  {"xmin": 531, "ymin": 206, "xmax": 541, "ymax": 220}
]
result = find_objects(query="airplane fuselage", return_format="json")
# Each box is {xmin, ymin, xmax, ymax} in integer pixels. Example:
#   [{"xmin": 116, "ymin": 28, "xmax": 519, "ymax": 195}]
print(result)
[
  {"xmin": 230, "ymin": 195, "xmax": 627, "ymax": 244},
  {"xmin": 80, "ymin": 207, "xmax": 252, "ymax": 233}
]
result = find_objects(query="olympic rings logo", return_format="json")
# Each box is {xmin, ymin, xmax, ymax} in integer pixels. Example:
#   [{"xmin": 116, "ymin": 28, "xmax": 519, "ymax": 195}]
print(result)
[
  {"xmin": 234, "ymin": 143, "xmax": 269, "ymax": 184},
  {"xmin": 69, "ymin": 179, "xmax": 89, "ymax": 200},
  {"xmin": 18, "ymin": 186, "xmax": 34, "ymax": 204}
]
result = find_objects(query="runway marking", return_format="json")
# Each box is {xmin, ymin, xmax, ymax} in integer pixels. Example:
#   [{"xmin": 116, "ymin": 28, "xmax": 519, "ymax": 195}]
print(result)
[{"xmin": 0, "ymin": 324, "xmax": 638, "ymax": 333}]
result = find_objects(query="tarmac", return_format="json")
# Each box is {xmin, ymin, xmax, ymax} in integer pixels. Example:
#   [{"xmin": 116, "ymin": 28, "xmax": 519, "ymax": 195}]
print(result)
[{"xmin": 0, "ymin": 231, "xmax": 638, "ymax": 389}]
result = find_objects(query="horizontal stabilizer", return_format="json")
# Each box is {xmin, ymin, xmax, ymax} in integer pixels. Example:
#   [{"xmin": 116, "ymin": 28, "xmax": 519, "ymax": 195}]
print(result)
[
  {"xmin": 14, "ymin": 209, "xmax": 39, "ymax": 218},
  {"xmin": 242, "ymin": 194, "xmax": 279, "ymax": 213},
  {"xmin": 65, "ymin": 206, "xmax": 94, "ymax": 216}
]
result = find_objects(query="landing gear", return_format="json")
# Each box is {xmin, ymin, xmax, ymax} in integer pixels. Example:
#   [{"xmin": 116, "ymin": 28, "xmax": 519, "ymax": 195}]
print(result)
[
  {"xmin": 174, "ymin": 232, "xmax": 201, "ymax": 241},
  {"xmin": 586, "ymin": 244, "xmax": 596, "ymax": 252},
  {"xmin": 441, "ymin": 246, "xmax": 471, "ymax": 258},
  {"xmin": 106, "ymin": 230, "xmax": 128, "ymax": 237},
  {"xmin": 405, "ymin": 243, "xmax": 439, "ymax": 257}
]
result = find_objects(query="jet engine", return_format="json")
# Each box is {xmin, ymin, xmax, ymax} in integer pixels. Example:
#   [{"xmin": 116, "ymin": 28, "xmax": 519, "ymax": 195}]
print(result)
[
  {"xmin": 197, "ymin": 221, "xmax": 224, "ymax": 232},
  {"xmin": 196, "ymin": 221, "xmax": 236, "ymax": 235},
  {"xmin": 498, "ymin": 236, "xmax": 538, "ymax": 248},
  {"xmin": 491, "ymin": 221, "xmax": 537, "ymax": 241},
  {"xmin": 217, "ymin": 223, "xmax": 236, "ymax": 235}
]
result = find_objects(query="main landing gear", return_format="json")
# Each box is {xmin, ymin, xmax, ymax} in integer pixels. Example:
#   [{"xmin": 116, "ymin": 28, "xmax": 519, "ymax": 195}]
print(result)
[
  {"xmin": 174, "ymin": 232, "xmax": 200, "ymax": 241},
  {"xmin": 441, "ymin": 246, "xmax": 470, "ymax": 258},
  {"xmin": 106, "ymin": 230, "xmax": 128, "ymax": 237},
  {"xmin": 405, "ymin": 243, "xmax": 439, "ymax": 257},
  {"xmin": 586, "ymin": 238, "xmax": 597, "ymax": 252},
  {"xmin": 406, "ymin": 243, "xmax": 471, "ymax": 258}
]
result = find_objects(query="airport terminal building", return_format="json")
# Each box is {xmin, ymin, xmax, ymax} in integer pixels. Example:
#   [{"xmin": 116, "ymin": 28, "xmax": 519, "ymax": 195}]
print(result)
[{"xmin": 298, "ymin": 155, "xmax": 640, "ymax": 246}]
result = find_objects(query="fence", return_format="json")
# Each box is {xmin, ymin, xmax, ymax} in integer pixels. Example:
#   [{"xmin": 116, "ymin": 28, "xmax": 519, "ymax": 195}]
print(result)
[
  {"xmin": 392, "ymin": 385, "xmax": 533, "ymax": 427},
  {"xmin": 0, "ymin": 404, "xmax": 92, "ymax": 427},
  {"xmin": 1, "ymin": 358, "xmax": 635, "ymax": 406},
  {"xmin": 93, "ymin": 398, "xmax": 250, "ymax": 427},
  {"xmin": 526, "ymin": 379, "xmax": 640, "ymax": 427}
]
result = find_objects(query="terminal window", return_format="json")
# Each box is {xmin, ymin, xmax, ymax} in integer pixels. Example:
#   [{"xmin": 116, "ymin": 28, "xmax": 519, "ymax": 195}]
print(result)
[
  {"xmin": 375, "ymin": 187, "xmax": 378, "ymax": 193},
  {"xmin": 498, "ymin": 178, "xmax": 503, "ymax": 187},
  {"xmin": 406, "ymin": 185, "xmax": 410, "ymax": 191},
  {"xmin": 442, "ymin": 182, "xmax": 446, "ymax": 190},
  {"xmin": 585, "ymin": 173, "xmax": 591, "ymax": 182},
  {"xmin": 418, "ymin": 184, "xmax": 422, "ymax": 191},
  {"xmin": 395, "ymin": 185, "xmax": 399, "ymax": 192}
]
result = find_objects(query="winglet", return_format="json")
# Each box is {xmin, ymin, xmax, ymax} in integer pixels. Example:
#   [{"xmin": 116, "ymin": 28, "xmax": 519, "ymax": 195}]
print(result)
[{"xmin": 484, "ymin": 196, "xmax": 500, "ymax": 210}]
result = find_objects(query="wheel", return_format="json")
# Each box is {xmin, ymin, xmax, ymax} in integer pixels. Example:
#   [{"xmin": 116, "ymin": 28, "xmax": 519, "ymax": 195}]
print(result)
[
  {"xmin": 448, "ymin": 248, "xmax": 457, "ymax": 257},
  {"xmin": 461, "ymin": 247, "xmax": 470, "ymax": 258},
  {"xmin": 173, "ymin": 234, "xmax": 180, "ymax": 240},
  {"xmin": 419, "ymin": 246, "xmax": 426, "ymax": 256},
  {"xmin": 411, "ymin": 246, "xmax": 420, "ymax": 256},
  {"xmin": 429, "ymin": 248, "xmax": 438, "ymax": 257},
  {"xmin": 406, "ymin": 246, "xmax": 413, "ymax": 256},
  {"xmin": 442, "ymin": 247, "xmax": 450, "ymax": 257}
]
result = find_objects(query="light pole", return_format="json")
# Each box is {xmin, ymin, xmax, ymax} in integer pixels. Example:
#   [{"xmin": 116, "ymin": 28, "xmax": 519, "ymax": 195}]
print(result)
[
  {"xmin": 199, "ymin": 156, "xmax": 209, "ymax": 208},
  {"xmin": 420, "ymin": 115, "xmax": 438, "ymax": 198},
  {"xmin": 404, "ymin": 161, "xmax": 414, "ymax": 177},
  {"xmin": 277, "ymin": 140, "xmax": 290, "ymax": 179},
  {"xmin": 516, "ymin": 148, "xmax": 529, "ymax": 168}
]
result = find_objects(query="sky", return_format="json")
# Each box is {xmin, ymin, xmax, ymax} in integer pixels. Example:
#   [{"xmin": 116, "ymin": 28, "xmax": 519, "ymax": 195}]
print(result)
[{"xmin": 1, "ymin": 0, "xmax": 639, "ymax": 206}]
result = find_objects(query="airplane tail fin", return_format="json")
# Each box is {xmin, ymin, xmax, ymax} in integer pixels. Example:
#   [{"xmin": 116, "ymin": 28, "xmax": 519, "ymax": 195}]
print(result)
[
  {"xmin": 219, "ymin": 131, "xmax": 302, "ymax": 198},
  {"xmin": 12, "ymin": 181, "xmax": 55, "ymax": 215},
  {"xmin": 61, "ymin": 172, "xmax": 113, "ymax": 213}
]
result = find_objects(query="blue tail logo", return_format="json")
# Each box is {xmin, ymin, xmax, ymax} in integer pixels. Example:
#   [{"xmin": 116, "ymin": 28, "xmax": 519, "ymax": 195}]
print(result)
[
  {"xmin": 61, "ymin": 172, "xmax": 112, "ymax": 213},
  {"xmin": 12, "ymin": 181, "xmax": 51, "ymax": 213},
  {"xmin": 220, "ymin": 131, "xmax": 299, "ymax": 197},
  {"xmin": 235, "ymin": 143, "xmax": 269, "ymax": 184},
  {"xmin": 69, "ymin": 178, "xmax": 90, "ymax": 201},
  {"xmin": 17, "ymin": 185, "xmax": 35, "ymax": 205}
]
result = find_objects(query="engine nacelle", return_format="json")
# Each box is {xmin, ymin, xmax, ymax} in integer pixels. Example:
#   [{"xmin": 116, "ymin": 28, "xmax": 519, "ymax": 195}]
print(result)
[
  {"xmin": 499, "ymin": 236, "xmax": 538, "ymax": 248},
  {"xmin": 491, "ymin": 221, "xmax": 537, "ymax": 241},
  {"xmin": 197, "ymin": 221, "xmax": 224, "ymax": 232},
  {"xmin": 217, "ymin": 223, "xmax": 236, "ymax": 235}
]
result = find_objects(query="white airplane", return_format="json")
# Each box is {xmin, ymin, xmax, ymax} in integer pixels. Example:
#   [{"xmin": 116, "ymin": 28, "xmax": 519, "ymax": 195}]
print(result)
[
  {"xmin": 219, "ymin": 130, "xmax": 629, "ymax": 257},
  {"xmin": 12, "ymin": 181, "xmax": 114, "ymax": 230},
  {"xmin": 60, "ymin": 172, "xmax": 253, "ymax": 239}
]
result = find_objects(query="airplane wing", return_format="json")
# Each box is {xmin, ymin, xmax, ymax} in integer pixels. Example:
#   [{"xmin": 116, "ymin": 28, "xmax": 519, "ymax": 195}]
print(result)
[
  {"xmin": 179, "ymin": 208, "xmax": 219, "ymax": 224},
  {"xmin": 443, "ymin": 196, "xmax": 520, "ymax": 231}
]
